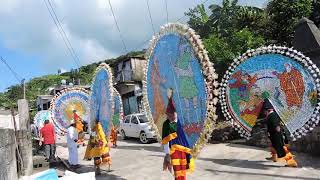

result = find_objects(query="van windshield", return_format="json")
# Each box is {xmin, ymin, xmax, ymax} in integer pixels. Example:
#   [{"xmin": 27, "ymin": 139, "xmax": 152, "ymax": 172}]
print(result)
[{"xmin": 138, "ymin": 115, "xmax": 148, "ymax": 123}]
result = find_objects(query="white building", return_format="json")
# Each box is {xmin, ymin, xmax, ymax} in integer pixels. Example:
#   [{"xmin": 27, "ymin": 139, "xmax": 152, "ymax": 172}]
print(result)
[{"xmin": 0, "ymin": 110, "xmax": 20, "ymax": 130}]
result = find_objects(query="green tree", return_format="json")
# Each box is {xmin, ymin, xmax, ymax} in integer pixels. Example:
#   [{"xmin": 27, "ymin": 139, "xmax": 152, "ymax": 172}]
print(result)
[
  {"xmin": 265, "ymin": 0, "xmax": 313, "ymax": 45},
  {"xmin": 204, "ymin": 28, "xmax": 265, "ymax": 76},
  {"xmin": 186, "ymin": 0, "xmax": 265, "ymax": 77},
  {"xmin": 310, "ymin": 0, "xmax": 320, "ymax": 27},
  {"xmin": 235, "ymin": 6, "xmax": 267, "ymax": 35}
]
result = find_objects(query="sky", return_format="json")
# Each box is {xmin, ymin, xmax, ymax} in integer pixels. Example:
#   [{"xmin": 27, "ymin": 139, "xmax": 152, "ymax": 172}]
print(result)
[{"xmin": 0, "ymin": 0, "xmax": 268, "ymax": 92}]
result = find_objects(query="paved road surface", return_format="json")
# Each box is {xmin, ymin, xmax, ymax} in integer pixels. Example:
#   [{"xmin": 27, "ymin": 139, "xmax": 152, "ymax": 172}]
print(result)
[{"xmin": 55, "ymin": 136, "xmax": 320, "ymax": 180}]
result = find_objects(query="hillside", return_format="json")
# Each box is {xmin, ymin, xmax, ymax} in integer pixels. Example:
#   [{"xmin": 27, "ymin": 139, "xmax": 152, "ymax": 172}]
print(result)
[{"xmin": 0, "ymin": 50, "xmax": 145, "ymax": 110}]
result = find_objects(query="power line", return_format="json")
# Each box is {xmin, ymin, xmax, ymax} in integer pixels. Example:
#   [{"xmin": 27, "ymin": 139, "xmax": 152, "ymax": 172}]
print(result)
[
  {"xmin": 47, "ymin": 0, "xmax": 81, "ymax": 67},
  {"xmin": 131, "ymin": 39, "xmax": 150, "ymax": 52},
  {"xmin": 107, "ymin": 0, "xmax": 128, "ymax": 53},
  {"xmin": 164, "ymin": 0, "xmax": 169, "ymax": 23},
  {"xmin": 132, "ymin": 0, "xmax": 210, "ymax": 53},
  {"xmin": 43, "ymin": 0, "xmax": 81, "ymax": 69},
  {"xmin": 46, "ymin": 0, "xmax": 81, "ymax": 68},
  {"xmin": 176, "ymin": 0, "xmax": 210, "ymax": 22},
  {"xmin": 0, "ymin": 56, "xmax": 22, "ymax": 83},
  {"xmin": 146, "ymin": 0, "xmax": 156, "ymax": 34}
]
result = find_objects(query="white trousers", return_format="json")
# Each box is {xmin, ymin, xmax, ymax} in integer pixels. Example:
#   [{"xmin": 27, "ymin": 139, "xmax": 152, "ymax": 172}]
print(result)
[{"xmin": 68, "ymin": 144, "xmax": 78, "ymax": 165}]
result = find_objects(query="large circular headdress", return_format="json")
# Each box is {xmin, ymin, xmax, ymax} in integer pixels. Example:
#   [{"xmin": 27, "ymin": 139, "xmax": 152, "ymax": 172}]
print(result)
[
  {"xmin": 34, "ymin": 110, "xmax": 63, "ymax": 134},
  {"xmin": 112, "ymin": 87, "xmax": 123, "ymax": 128},
  {"xmin": 143, "ymin": 23, "xmax": 219, "ymax": 157},
  {"xmin": 220, "ymin": 45, "xmax": 320, "ymax": 140},
  {"xmin": 90, "ymin": 63, "xmax": 114, "ymax": 136},
  {"xmin": 50, "ymin": 88, "xmax": 90, "ymax": 133}
]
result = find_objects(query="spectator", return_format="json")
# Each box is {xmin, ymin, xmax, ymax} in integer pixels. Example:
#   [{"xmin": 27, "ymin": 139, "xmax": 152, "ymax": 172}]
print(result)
[
  {"xmin": 40, "ymin": 120, "xmax": 56, "ymax": 161},
  {"xmin": 67, "ymin": 123, "xmax": 79, "ymax": 169}
]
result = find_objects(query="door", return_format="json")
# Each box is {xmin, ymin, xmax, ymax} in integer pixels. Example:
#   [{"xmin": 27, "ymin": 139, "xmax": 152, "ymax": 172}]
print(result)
[
  {"xmin": 130, "ymin": 115, "xmax": 140, "ymax": 137},
  {"xmin": 122, "ymin": 115, "xmax": 131, "ymax": 136}
]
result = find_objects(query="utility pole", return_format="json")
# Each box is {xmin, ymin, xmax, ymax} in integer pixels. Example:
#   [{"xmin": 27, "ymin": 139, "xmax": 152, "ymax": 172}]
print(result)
[{"xmin": 21, "ymin": 79, "xmax": 26, "ymax": 99}]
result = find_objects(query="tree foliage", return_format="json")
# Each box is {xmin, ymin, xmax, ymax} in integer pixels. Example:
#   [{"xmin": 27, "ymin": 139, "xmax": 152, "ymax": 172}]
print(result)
[
  {"xmin": 185, "ymin": 0, "xmax": 318, "ymax": 78},
  {"xmin": 265, "ymin": 0, "xmax": 313, "ymax": 45},
  {"xmin": 0, "ymin": 50, "xmax": 144, "ymax": 109},
  {"xmin": 186, "ymin": 0, "xmax": 266, "ymax": 77},
  {"xmin": 310, "ymin": 0, "xmax": 320, "ymax": 27}
]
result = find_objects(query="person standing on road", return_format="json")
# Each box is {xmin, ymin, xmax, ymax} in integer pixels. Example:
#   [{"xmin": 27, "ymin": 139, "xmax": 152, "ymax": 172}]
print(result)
[
  {"xmin": 110, "ymin": 126, "xmax": 118, "ymax": 147},
  {"xmin": 162, "ymin": 88, "xmax": 194, "ymax": 180},
  {"xmin": 39, "ymin": 120, "xmax": 56, "ymax": 161},
  {"xmin": 84, "ymin": 119, "xmax": 112, "ymax": 175},
  {"xmin": 67, "ymin": 123, "xmax": 79, "ymax": 168}
]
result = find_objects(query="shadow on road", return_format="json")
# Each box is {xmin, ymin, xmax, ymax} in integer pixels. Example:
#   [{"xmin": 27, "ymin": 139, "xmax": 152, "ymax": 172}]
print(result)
[
  {"xmin": 205, "ymin": 169, "xmax": 319, "ymax": 180},
  {"xmin": 115, "ymin": 145, "xmax": 161, "ymax": 152},
  {"xmin": 226, "ymin": 143, "xmax": 268, "ymax": 151},
  {"xmin": 294, "ymin": 154, "xmax": 320, "ymax": 170},
  {"xmin": 225, "ymin": 143, "xmax": 320, "ymax": 169},
  {"xmin": 76, "ymin": 164, "xmax": 127, "ymax": 180},
  {"xmin": 118, "ymin": 138, "xmax": 158, "ymax": 144},
  {"xmin": 199, "ymin": 158, "xmax": 280, "ymax": 170}
]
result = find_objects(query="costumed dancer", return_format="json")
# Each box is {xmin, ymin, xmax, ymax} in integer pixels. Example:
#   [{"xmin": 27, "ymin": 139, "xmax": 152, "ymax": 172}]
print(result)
[
  {"xmin": 162, "ymin": 88, "xmax": 194, "ymax": 180},
  {"xmin": 73, "ymin": 110, "xmax": 85, "ymax": 146},
  {"xmin": 84, "ymin": 119, "xmax": 112, "ymax": 175},
  {"xmin": 261, "ymin": 99, "xmax": 297, "ymax": 167},
  {"xmin": 66, "ymin": 123, "xmax": 79, "ymax": 169},
  {"xmin": 110, "ymin": 126, "xmax": 118, "ymax": 147}
]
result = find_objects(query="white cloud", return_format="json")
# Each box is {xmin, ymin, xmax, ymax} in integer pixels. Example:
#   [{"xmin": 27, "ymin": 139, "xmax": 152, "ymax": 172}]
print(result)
[{"xmin": 0, "ymin": 0, "xmax": 267, "ymax": 72}]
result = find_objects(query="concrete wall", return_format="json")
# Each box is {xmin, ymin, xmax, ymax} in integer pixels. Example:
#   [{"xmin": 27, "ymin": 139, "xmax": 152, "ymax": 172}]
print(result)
[
  {"xmin": 0, "ymin": 111, "xmax": 20, "ymax": 130},
  {"xmin": 17, "ymin": 99, "xmax": 33, "ymax": 176},
  {"xmin": 131, "ymin": 58, "xmax": 146, "ymax": 81},
  {"xmin": 0, "ymin": 128, "xmax": 18, "ymax": 180},
  {"xmin": 16, "ymin": 130, "xmax": 33, "ymax": 176}
]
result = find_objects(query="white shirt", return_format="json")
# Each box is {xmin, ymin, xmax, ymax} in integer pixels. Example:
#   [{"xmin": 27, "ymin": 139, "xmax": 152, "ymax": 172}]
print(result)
[{"xmin": 67, "ymin": 126, "xmax": 78, "ymax": 145}]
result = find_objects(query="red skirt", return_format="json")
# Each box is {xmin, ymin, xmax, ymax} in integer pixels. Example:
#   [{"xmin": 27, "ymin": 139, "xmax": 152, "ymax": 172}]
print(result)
[{"xmin": 171, "ymin": 150, "xmax": 187, "ymax": 180}]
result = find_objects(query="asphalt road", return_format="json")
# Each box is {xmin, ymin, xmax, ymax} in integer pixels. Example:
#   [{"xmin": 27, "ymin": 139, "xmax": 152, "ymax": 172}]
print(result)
[{"xmin": 55, "ymin": 136, "xmax": 320, "ymax": 180}]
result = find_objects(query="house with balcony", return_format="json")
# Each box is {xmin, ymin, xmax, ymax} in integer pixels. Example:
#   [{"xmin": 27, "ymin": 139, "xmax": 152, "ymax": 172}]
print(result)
[{"xmin": 111, "ymin": 54, "xmax": 146, "ymax": 116}]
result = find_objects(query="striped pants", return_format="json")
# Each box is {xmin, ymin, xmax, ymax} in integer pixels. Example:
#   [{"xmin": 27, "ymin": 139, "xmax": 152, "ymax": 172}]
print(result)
[{"xmin": 171, "ymin": 150, "xmax": 187, "ymax": 180}]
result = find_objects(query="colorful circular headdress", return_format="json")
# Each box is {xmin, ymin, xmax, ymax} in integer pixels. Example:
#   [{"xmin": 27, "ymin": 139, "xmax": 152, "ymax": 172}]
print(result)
[
  {"xmin": 220, "ymin": 45, "xmax": 320, "ymax": 140},
  {"xmin": 143, "ymin": 23, "xmax": 219, "ymax": 157},
  {"xmin": 50, "ymin": 88, "xmax": 90, "ymax": 133},
  {"xmin": 90, "ymin": 63, "xmax": 114, "ymax": 136},
  {"xmin": 112, "ymin": 87, "xmax": 123, "ymax": 128},
  {"xmin": 34, "ymin": 110, "xmax": 63, "ymax": 134}
]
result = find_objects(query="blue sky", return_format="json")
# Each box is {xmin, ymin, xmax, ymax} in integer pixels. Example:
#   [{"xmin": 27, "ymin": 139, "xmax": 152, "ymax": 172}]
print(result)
[{"xmin": 0, "ymin": 0, "xmax": 267, "ymax": 92}]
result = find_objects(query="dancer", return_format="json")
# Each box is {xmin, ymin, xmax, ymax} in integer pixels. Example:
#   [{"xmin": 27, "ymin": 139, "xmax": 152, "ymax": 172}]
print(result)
[
  {"xmin": 110, "ymin": 126, "xmax": 118, "ymax": 147},
  {"xmin": 162, "ymin": 88, "xmax": 194, "ymax": 180},
  {"xmin": 261, "ymin": 99, "xmax": 298, "ymax": 167},
  {"xmin": 73, "ymin": 110, "xmax": 85, "ymax": 146},
  {"xmin": 84, "ymin": 119, "xmax": 112, "ymax": 175}
]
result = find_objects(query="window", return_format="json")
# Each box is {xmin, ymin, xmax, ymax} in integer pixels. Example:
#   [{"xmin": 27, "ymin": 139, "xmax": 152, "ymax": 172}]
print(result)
[
  {"xmin": 131, "ymin": 116, "xmax": 139, "ymax": 124},
  {"xmin": 138, "ymin": 115, "xmax": 148, "ymax": 123},
  {"xmin": 43, "ymin": 103, "xmax": 48, "ymax": 110},
  {"xmin": 124, "ymin": 116, "xmax": 130, "ymax": 123}
]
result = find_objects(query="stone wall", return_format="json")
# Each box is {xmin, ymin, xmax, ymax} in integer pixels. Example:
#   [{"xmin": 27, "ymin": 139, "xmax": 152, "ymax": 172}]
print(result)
[
  {"xmin": 0, "ymin": 128, "xmax": 18, "ymax": 180},
  {"xmin": 290, "ymin": 126, "xmax": 320, "ymax": 156},
  {"xmin": 244, "ymin": 124, "xmax": 320, "ymax": 156},
  {"xmin": 245, "ymin": 123, "xmax": 269, "ymax": 148}
]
